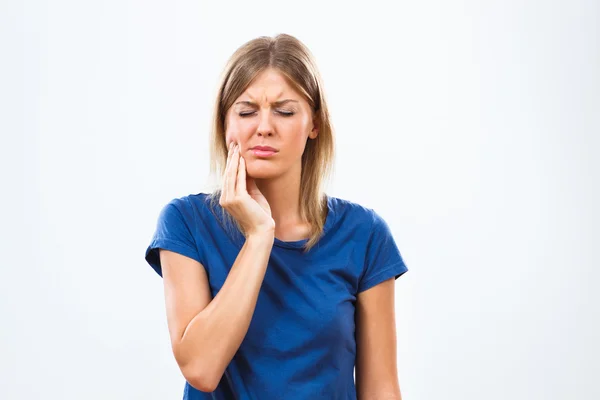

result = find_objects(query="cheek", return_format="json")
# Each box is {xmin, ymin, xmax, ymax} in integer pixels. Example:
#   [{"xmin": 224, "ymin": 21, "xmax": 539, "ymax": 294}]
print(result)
[
  {"xmin": 225, "ymin": 118, "xmax": 255, "ymax": 142},
  {"xmin": 224, "ymin": 122, "xmax": 241, "ymax": 144},
  {"xmin": 225, "ymin": 131, "xmax": 236, "ymax": 144},
  {"xmin": 293, "ymin": 129, "xmax": 311, "ymax": 149}
]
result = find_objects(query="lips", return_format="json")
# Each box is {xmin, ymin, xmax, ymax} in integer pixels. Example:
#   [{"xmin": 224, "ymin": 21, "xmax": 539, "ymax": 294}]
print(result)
[
  {"xmin": 251, "ymin": 146, "xmax": 278, "ymax": 152},
  {"xmin": 251, "ymin": 146, "xmax": 278, "ymax": 158}
]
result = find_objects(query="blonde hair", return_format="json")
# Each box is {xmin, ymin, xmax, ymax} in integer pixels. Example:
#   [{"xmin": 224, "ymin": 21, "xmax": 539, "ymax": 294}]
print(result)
[{"xmin": 207, "ymin": 33, "xmax": 335, "ymax": 251}]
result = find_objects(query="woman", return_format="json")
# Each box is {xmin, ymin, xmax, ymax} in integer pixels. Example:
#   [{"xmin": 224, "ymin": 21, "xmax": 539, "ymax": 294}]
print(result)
[{"xmin": 145, "ymin": 33, "xmax": 408, "ymax": 399}]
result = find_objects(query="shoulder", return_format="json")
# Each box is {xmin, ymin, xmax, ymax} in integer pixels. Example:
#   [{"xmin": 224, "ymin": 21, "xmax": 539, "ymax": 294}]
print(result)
[
  {"xmin": 163, "ymin": 191, "xmax": 214, "ymax": 215},
  {"xmin": 326, "ymin": 194, "xmax": 382, "ymax": 230},
  {"xmin": 154, "ymin": 192, "xmax": 222, "ymax": 231}
]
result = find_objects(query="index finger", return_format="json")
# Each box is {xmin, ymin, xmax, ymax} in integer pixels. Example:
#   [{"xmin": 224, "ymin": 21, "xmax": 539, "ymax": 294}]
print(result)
[{"xmin": 237, "ymin": 155, "xmax": 247, "ymax": 194}]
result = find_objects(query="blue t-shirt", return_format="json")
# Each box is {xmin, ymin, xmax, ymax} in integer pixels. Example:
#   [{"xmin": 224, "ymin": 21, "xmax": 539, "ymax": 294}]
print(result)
[{"xmin": 144, "ymin": 192, "xmax": 408, "ymax": 399}]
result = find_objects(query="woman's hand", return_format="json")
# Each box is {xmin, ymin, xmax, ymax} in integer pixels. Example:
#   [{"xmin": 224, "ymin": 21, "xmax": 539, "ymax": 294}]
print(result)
[{"xmin": 220, "ymin": 142, "xmax": 275, "ymax": 237}]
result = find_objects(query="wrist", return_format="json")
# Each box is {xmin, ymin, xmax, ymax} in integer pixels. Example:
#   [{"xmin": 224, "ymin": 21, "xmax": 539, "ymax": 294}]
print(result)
[{"xmin": 246, "ymin": 230, "xmax": 275, "ymax": 245}]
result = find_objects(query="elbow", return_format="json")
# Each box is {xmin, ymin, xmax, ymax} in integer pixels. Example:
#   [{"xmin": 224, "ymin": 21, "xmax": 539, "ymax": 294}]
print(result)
[
  {"xmin": 187, "ymin": 373, "xmax": 219, "ymax": 393},
  {"xmin": 179, "ymin": 359, "xmax": 222, "ymax": 393},
  {"xmin": 173, "ymin": 336, "xmax": 224, "ymax": 392}
]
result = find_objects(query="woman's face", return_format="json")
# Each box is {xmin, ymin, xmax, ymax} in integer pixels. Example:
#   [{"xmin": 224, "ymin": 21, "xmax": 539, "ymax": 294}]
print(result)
[{"xmin": 224, "ymin": 67, "xmax": 318, "ymax": 180}]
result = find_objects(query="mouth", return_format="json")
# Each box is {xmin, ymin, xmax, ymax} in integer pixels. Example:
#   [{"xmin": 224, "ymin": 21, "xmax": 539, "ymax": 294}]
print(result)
[
  {"xmin": 251, "ymin": 146, "xmax": 278, "ymax": 152},
  {"xmin": 250, "ymin": 146, "xmax": 278, "ymax": 158},
  {"xmin": 251, "ymin": 148, "xmax": 277, "ymax": 158}
]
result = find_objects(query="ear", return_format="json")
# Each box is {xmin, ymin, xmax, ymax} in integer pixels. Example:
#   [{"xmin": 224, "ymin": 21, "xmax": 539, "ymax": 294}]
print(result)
[{"xmin": 308, "ymin": 115, "xmax": 319, "ymax": 139}]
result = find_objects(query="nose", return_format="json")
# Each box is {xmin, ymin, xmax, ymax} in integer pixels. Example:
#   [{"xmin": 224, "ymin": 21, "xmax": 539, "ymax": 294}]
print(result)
[{"xmin": 256, "ymin": 109, "xmax": 274, "ymax": 137}]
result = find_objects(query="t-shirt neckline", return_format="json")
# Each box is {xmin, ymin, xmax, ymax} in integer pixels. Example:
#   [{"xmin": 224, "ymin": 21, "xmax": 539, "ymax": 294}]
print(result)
[{"xmin": 273, "ymin": 195, "xmax": 335, "ymax": 250}]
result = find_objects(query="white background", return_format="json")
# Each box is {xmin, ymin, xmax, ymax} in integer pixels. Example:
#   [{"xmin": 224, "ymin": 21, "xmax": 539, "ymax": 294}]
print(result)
[{"xmin": 1, "ymin": 0, "xmax": 598, "ymax": 399}]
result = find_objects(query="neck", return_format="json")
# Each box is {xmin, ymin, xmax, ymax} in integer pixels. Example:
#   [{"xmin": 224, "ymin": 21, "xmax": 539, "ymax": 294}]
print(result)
[{"xmin": 254, "ymin": 166, "xmax": 303, "ymax": 227}]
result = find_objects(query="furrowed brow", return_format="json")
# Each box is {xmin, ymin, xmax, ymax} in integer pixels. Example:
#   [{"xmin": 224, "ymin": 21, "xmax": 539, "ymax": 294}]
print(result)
[{"xmin": 234, "ymin": 99, "xmax": 299, "ymax": 107}]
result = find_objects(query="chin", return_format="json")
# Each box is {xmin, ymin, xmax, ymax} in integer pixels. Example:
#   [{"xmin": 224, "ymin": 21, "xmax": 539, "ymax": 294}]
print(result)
[{"xmin": 245, "ymin": 162, "xmax": 283, "ymax": 180}]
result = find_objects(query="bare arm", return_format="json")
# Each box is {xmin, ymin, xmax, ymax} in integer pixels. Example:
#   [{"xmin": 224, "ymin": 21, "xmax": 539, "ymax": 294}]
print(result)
[
  {"xmin": 160, "ymin": 230, "xmax": 274, "ymax": 392},
  {"xmin": 161, "ymin": 141, "xmax": 275, "ymax": 392},
  {"xmin": 355, "ymin": 278, "xmax": 403, "ymax": 399}
]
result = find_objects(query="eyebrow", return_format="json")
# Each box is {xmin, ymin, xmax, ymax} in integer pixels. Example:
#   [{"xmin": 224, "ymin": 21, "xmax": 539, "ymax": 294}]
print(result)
[{"xmin": 234, "ymin": 99, "xmax": 299, "ymax": 107}]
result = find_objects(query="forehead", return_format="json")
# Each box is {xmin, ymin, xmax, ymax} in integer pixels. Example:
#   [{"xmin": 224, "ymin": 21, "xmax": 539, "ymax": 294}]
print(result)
[{"xmin": 240, "ymin": 68, "xmax": 302, "ymax": 101}]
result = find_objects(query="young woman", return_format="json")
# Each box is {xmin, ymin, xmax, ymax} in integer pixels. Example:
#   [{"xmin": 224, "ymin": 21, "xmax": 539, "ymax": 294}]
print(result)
[{"xmin": 145, "ymin": 33, "xmax": 408, "ymax": 399}]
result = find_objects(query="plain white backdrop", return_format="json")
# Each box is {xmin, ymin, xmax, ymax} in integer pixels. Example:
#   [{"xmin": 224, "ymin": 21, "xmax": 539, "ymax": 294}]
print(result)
[{"xmin": 1, "ymin": 0, "xmax": 598, "ymax": 399}]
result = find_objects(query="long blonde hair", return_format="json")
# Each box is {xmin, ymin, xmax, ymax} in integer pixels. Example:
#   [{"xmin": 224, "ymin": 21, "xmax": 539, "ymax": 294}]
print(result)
[{"xmin": 207, "ymin": 33, "xmax": 335, "ymax": 251}]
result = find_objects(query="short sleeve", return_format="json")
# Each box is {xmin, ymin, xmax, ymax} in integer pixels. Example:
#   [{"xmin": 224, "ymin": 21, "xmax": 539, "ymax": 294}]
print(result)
[
  {"xmin": 144, "ymin": 198, "xmax": 203, "ymax": 277},
  {"xmin": 357, "ymin": 209, "xmax": 408, "ymax": 293}
]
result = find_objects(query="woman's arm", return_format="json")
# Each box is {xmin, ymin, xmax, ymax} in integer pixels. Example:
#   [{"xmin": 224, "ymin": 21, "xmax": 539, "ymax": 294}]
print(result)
[
  {"xmin": 160, "ymin": 230, "xmax": 274, "ymax": 392},
  {"xmin": 355, "ymin": 277, "xmax": 403, "ymax": 399}
]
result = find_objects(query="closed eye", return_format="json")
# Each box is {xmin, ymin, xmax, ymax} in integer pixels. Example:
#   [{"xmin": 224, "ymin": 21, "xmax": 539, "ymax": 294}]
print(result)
[{"xmin": 239, "ymin": 110, "xmax": 295, "ymax": 117}]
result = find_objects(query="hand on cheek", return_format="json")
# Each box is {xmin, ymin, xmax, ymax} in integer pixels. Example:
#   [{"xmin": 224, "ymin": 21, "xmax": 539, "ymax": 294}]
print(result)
[{"xmin": 226, "ymin": 133, "xmax": 239, "ymax": 149}]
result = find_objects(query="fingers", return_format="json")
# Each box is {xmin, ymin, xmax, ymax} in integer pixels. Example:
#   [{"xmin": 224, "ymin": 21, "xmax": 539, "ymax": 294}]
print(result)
[
  {"xmin": 237, "ymin": 154, "xmax": 247, "ymax": 194},
  {"xmin": 225, "ymin": 144, "xmax": 240, "ymax": 201},
  {"xmin": 221, "ymin": 142, "xmax": 237, "ymax": 203},
  {"xmin": 226, "ymin": 141, "xmax": 234, "ymax": 164}
]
